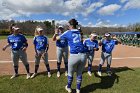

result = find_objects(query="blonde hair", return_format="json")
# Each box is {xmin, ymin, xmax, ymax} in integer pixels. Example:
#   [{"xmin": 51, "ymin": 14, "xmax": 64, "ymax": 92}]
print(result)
[{"xmin": 34, "ymin": 25, "xmax": 43, "ymax": 36}]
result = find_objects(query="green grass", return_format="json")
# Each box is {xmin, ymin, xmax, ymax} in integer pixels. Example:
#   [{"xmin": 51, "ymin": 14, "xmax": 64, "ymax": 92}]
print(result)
[{"xmin": 0, "ymin": 67, "xmax": 140, "ymax": 93}]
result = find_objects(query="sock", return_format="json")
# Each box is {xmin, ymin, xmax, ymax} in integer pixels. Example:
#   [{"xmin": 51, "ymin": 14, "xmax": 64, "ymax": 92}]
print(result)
[
  {"xmin": 45, "ymin": 64, "xmax": 50, "ymax": 72},
  {"xmin": 35, "ymin": 65, "xmax": 39, "ymax": 73},
  {"xmin": 88, "ymin": 64, "xmax": 92, "ymax": 72},
  {"xmin": 64, "ymin": 62, "xmax": 68, "ymax": 72},
  {"xmin": 67, "ymin": 75, "xmax": 73, "ymax": 88},
  {"xmin": 14, "ymin": 66, "xmax": 18, "ymax": 74},
  {"xmin": 107, "ymin": 64, "xmax": 111, "ymax": 72},
  {"xmin": 98, "ymin": 64, "xmax": 102, "ymax": 72},
  {"xmin": 77, "ymin": 75, "xmax": 82, "ymax": 90},
  {"xmin": 57, "ymin": 62, "xmax": 61, "ymax": 72},
  {"xmin": 25, "ymin": 64, "xmax": 30, "ymax": 73}
]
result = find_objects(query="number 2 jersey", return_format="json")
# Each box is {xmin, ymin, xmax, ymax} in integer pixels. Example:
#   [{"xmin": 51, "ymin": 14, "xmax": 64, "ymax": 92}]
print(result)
[
  {"xmin": 60, "ymin": 29, "xmax": 86, "ymax": 54},
  {"xmin": 7, "ymin": 34, "xmax": 27, "ymax": 50},
  {"xmin": 33, "ymin": 35, "xmax": 49, "ymax": 51}
]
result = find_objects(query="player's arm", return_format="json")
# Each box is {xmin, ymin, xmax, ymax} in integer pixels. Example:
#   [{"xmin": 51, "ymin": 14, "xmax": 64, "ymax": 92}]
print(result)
[
  {"xmin": 33, "ymin": 37, "xmax": 38, "ymax": 55},
  {"xmin": 94, "ymin": 41, "xmax": 99, "ymax": 51},
  {"xmin": 3, "ymin": 37, "xmax": 11, "ymax": 51},
  {"xmin": 99, "ymin": 39, "xmax": 103, "ymax": 46},
  {"xmin": 22, "ymin": 36, "xmax": 28, "ymax": 51},
  {"xmin": 2, "ymin": 43, "xmax": 10, "ymax": 51},
  {"xmin": 112, "ymin": 35, "xmax": 122, "ymax": 44},
  {"xmin": 52, "ymin": 28, "xmax": 59, "ymax": 41},
  {"xmin": 45, "ymin": 38, "xmax": 49, "ymax": 53}
]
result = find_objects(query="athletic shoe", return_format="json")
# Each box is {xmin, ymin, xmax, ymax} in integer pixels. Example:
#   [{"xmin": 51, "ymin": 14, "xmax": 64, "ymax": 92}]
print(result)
[
  {"xmin": 107, "ymin": 71, "xmax": 112, "ymax": 76},
  {"xmin": 57, "ymin": 71, "xmax": 60, "ymax": 77},
  {"xmin": 97, "ymin": 71, "xmax": 102, "ymax": 76},
  {"xmin": 65, "ymin": 71, "xmax": 68, "ymax": 76},
  {"xmin": 65, "ymin": 85, "xmax": 72, "ymax": 93},
  {"xmin": 87, "ymin": 71, "xmax": 92, "ymax": 76},
  {"xmin": 48, "ymin": 72, "xmax": 51, "ymax": 78},
  {"xmin": 26, "ymin": 73, "xmax": 31, "ymax": 79},
  {"xmin": 10, "ymin": 74, "xmax": 19, "ymax": 79},
  {"xmin": 76, "ymin": 89, "xmax": 80, "ymax": 93},
  {"xmin": 31, "ymin": 73, "xmax": 37, "ymax": 79}
]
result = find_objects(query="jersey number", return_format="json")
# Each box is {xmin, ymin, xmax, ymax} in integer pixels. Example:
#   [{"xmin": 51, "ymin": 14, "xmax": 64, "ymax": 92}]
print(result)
[{"xmin": 72, "ymin": 33, "xmax": 81, "ymax": 43}]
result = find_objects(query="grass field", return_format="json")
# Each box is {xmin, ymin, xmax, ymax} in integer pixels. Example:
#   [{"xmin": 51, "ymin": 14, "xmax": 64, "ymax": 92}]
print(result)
[{"xmin": 0, "ymin": 67, "xmax": 140, "ymax": 93}]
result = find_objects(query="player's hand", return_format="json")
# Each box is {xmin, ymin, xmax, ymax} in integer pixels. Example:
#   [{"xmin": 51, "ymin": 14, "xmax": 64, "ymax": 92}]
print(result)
[
  {"xmin": 55, "ymin": 28, "xmax": 59, "ymax": 34},
  {"xmin": 22, "ymin": 47, "xmax": 27, "ymax": 51},
  {"xmin": 2, "ymin": 47, "xmax": 6, "ymax": 51}
]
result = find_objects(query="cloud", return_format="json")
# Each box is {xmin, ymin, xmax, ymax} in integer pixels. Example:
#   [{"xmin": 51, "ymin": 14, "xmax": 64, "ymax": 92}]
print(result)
[
  {"xmin": 0, "ymin": 0, "xmax": 104, "ymax": 20},
  {"xmin": 120, "ymin": 0, "xmax": 128, "ymax": 3},
  {"xmin": 94, "ymin": 20, "xmax": 124, "ymax": 27},
  {"xmin": 97, "ymin": 4, "xmax": 121, "ymax": 15},
  {"xmin": 123, "ymin": 0, "xmax": 140, "ymax": 10}
]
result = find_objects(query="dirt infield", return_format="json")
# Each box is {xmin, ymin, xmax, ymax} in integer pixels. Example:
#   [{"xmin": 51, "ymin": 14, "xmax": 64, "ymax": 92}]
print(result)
[{"xmin": 0, "ymin": 38, "xmax": 140, "ymax": 75}]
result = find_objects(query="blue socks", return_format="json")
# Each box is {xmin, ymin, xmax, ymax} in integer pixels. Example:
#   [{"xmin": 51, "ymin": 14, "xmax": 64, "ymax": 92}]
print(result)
[
  {"xmin": 67, "ymin": 76, "xmax": 73, "ymax": 88},
  {"xmin": 45, "ymin": 64, "xmax": 50, "ymax": 72},
  {"xmin": 88, "ymin": 64, "xmax": 92, "ymax": 72},
  {"xmin": 98, "ymin": 64, "xmax": 102, "ymax": 72},
  {"xmin": 57, "ymin": 62, "xmax": 61, "ymax": 72},
  {"xmin": 77, "ymin": 75, "xmax": 82, "ymax": 90}
]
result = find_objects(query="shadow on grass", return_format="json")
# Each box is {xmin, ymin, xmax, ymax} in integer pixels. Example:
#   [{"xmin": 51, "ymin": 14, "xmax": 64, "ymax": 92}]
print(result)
[{"xmin": 81, "ymin": 66, "xmax": 134, "ymax": 93}]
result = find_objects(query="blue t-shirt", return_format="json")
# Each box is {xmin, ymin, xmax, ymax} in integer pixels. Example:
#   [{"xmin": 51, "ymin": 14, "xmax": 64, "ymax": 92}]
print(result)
[
  {"xmin": 33, "ymin": 35, "xmax": 48, "ymax": 50},
  {"xmin": 101, "ymin": 39, "xmax": 118, "ymax": 53},
  {"xmin": 7, "ymin": 34, "xmax": 27, "ymax": 50},
  {"xmin": 56, "ymin": 33, "xmax": 68, "ymax": 48},
  {"xmin": 84, "ymin": 38, "xmax": 98, "ymax": 54},
  {"xmin": 60, "ymin": 29, "xmax": 86, "ymax": 54}
]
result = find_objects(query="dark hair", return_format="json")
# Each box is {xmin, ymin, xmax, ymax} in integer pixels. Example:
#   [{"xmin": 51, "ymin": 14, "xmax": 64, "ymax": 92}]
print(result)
[
  {"xmin": 68, "ymin": 19, "xmax": 78, "ymax": 28},
  {"xmin": 9, "ymin": 24, "xmax": 16, "ymax": 34}
]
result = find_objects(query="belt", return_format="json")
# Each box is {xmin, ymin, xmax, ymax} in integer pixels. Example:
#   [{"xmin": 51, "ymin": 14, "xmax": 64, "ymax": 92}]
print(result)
[
  {"xmin": 70, "ymin": 52, "xmax": 85, "ymax": 54},
  {"xmin": 12, "ymin": 48, "xmax": 22, "ymax": 51}
]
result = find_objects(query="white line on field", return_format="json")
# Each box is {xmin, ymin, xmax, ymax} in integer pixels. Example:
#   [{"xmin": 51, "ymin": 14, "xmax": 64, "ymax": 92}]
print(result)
[{"xmin": 0, "ymin": 57, "xmax": 140, "ymax": 63}]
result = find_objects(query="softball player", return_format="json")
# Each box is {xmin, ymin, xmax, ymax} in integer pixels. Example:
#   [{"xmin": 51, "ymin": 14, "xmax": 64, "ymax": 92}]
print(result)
[
  {"xmin": 2, "ymin": 27, "xmax": 30, "ymax": 79},
  {"xmin": 52, "ymin": 26, "xmax": 68, "ymax": 77},
  {"xmin": 31, "ymin": 26, "xmax": 51, "ymax": 78},
  {"xmin": 97, "ymin": 33, "xmax": 121, "ymax": 76},
  {"xmin": 83, "ymin": 33, "xmax": 99, "ymax": 76},
  {"xmin": 56, "ymin": 19, "xmax": 87, "ymax": 93}
]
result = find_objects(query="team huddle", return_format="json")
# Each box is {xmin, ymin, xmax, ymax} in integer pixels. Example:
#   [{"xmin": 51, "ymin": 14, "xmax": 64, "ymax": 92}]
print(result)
[{"xmin": 2, "ymin": 19, "xmax": 121, "ymax": 93}]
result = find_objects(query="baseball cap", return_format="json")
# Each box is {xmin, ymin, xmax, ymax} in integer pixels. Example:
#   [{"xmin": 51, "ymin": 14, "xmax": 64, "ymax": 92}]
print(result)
[
  {"xmin": 105, "ymin": 33, "xmax": 111, "ymax": 37},
  {"xmin": 58, "ymin": 26, "xmax": 63, "ymax": 29},
  {"xmin": 91, "ymin": 33, "xmax": 97, "ymax": 37},
  {"xmin": 12, "ymin": 27, "xmax": 20, "ymax": 31},
  {"xmin": 36, "ymin": 28, "xmax": 43, "ymax": 32}
]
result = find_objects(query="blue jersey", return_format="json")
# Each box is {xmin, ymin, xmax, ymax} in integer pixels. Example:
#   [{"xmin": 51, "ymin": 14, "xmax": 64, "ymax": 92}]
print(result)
[
  {"xmin": 84, "ymin": 38, "xmax": 98, "ymax": 54},
  {"xmin": 60, "ymin": 29, "xmax": 86, "ymax": 54},
  {"xmin": 8, "ymin": 34, "xmax": 27, "ymax": 50},
  {"xmin": 56, "ymin": 33, "xmax": 68, "ymax": 48},
  {"xmin": 33, "ymin": 35, "xmax": 48, "ymax": 51},
  {"xmin": 101, "ymin": 39, "xmax": 118, "ymax": 53}
]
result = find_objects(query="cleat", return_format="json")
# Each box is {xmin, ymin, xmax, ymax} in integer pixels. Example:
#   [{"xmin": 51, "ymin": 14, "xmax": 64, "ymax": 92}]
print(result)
[
  {"xmin": 48, "ymin": 72, "xmax": 51, "ymax": 78},
  {"xmin": 65, "ymin": 85, "xmax": 72, "ymax": 93},
  {"xmin": 26, "ymin": 73, "xmax": 31, "ymax": 79},
  {"xmin": 57, "ymin": 71, "xmax": 60, "ymax": 77},
  {"xmin": 10, "ymin": 74, "xmax": 18, "ymax": 79},
  {"xmin": 97, "ymin": 71, "xmax": 102, "ymax": 76},
  {"xmin": 65, "ymin": 71, "xmax": 68, "ymax": 76},
  {"xmin": 87, "ymin": 71, "xmax": 92, "ymax": 76},
  {"xmin": 76, "ymin": 89, "xmax": 80, "ymax": 93},
  {"xmin": 107, "ymin": 71, "xmax": 112, "ymax": 76},
  {"xmin": 31, "ymin": 73, "xmax": 37, "ymax": 79}
]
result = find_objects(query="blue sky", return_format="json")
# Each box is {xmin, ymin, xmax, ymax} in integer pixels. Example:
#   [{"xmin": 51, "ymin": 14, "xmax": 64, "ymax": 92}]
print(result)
[{"xmin": 0, "ymin": 0, "xmax": 140, "ymax": 27}]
